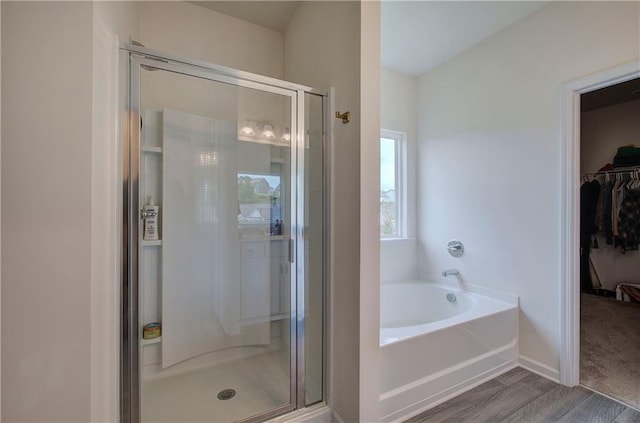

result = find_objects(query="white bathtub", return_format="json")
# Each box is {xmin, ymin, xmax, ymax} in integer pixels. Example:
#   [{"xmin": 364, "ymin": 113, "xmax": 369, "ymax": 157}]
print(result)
[{"xmin": 379, "ymin": 281, "xmax": 518, "ymax": 422}]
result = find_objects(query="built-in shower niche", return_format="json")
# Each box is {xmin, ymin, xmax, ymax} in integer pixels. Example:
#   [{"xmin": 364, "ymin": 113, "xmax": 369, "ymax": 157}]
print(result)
[{"xmin": 139, "ymin": 109, "xmax": 292, "ymax": 379}]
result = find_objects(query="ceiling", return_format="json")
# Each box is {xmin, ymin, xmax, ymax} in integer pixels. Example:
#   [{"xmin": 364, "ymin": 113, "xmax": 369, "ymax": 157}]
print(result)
[
  {"xmin": 581, "ymin": 78, "xmax": 640, "ymax": 112},
  {"xmin": 190, "ymin": 1, "xmax": 300, "ymax": 33},
  {"xmin": 189, "ymin": 1, "xmax": 548, "ymax": 76},
  {"xmin": 382, "ymin": 1, "xmax": 547, "ymax": 76}
]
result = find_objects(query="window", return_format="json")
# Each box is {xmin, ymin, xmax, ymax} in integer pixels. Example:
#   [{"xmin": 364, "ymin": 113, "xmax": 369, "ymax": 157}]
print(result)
[{"xmin": 380, "ymin": 130, "xmax": 406, "ymax": 238}]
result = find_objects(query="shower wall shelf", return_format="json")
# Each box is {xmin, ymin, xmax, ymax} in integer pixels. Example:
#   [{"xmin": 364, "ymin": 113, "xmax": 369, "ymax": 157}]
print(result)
[
  {"xmin": 140, "ymin": 110, "xmax": 164, "ymax": 367},
  {"xmin": 239, "ymin": 235, "xmax": 288, "ymax": 241},
  {"xmin": 137, "ymin": 110, "xmax": 293, "ymax": 384},
  {"xmin": 142, "ymin": 146, "xmax": 163, "ymax": 154},
  {"xmin": 141, "ymin": 337, "xmax": 162, "ymax": 347}
]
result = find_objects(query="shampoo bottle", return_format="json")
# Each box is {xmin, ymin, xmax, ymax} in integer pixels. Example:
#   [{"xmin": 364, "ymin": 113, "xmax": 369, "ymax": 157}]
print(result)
[{"xmin": 143, "ymin": 196, "xmax": 159, "ymax": 241}]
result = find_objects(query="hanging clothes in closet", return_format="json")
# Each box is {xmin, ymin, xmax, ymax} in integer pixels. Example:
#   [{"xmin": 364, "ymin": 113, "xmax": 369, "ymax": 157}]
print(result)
[
  {"xmin": 615, "ymin": 176, "xmax": 640, "ymax": 252},
  {"xmin": 590, "ymin": 172, "xmax": 640, "ymax": 253},
  {"xmin": 582, "ymin": 146, "xmax": 640, "ymax": 298},
  {"xmin": 611, "ymin": 146, "xmax": 640, "ymax": 252},
  {"xmin": 602, "ymin": 178, "xmax": 614, "ymax": 244},
  {"xmin": 580, "ymin": 179, "xmax": 601, "ymax": 293}
]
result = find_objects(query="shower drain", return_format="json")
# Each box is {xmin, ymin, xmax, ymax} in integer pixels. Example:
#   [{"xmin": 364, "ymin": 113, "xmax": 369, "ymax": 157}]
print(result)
[{"xmin": 217, "ymin": 389, "xmax": 236, "ymax": 401}]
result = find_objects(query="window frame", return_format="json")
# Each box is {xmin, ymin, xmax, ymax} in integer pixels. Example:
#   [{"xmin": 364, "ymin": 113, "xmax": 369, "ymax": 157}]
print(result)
[{"xmin": 380, "ymin": 129, "xmax": 407, "ymax": 239}]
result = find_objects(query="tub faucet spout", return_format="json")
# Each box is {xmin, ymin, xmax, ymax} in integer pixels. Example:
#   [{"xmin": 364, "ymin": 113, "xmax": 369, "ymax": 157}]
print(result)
[{"xmin": 442, "ymin": 269, "xmax": 460, "ymax": 277}]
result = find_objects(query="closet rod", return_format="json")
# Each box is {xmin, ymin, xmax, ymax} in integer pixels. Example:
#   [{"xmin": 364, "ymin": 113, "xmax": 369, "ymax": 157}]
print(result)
[{"xmin": 583, "ymin": 165, "xmax": 640, "ymax": 178}]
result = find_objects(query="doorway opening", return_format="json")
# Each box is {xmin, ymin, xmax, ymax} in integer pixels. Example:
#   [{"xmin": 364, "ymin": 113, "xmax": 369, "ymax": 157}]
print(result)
[
  {"xmin": 560, "ymin": 60, "xmax": 640, "ymax": 408},
  {"xmin": 578, "ymin": 77, "xmax": 640, "ymax": 408}
]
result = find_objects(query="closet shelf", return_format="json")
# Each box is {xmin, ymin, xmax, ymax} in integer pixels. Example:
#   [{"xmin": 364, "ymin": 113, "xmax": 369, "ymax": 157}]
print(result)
[{"xmin": 142, "ymin": 146, "xmax": 163, "ymax": 154}]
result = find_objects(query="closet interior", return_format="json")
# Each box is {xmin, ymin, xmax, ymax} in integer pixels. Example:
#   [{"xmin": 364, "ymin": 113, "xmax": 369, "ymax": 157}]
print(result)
[{"xmin": 579, "ymin": 77, "xmax": 640, "ymax": 409}]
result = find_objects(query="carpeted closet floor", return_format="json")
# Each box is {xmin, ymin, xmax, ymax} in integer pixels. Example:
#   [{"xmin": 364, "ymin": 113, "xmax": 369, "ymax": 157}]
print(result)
[{"xmin": 580, "ymin": 293, "xmax": 640, "ymax": 409}]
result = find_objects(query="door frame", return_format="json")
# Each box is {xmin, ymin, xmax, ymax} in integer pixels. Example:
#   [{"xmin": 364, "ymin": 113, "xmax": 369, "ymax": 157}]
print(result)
[
  {"xmin": 121, "ymin": 44, "xmax": 325, "ymax": 423},
  {"xmin": 559, "ymin": 60, "xmax": 640, "ymax": 386}
]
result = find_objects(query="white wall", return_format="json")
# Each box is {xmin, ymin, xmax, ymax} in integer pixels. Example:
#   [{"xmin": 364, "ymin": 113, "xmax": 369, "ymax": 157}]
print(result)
[
  {"xmin": 381, "ymin": 68, "xmax": 418, "ymax": 284},
  {"xmin": 360, "ymin": 3, "xmax": 381, "ymax": 422},
  {"xmin": 1, "ymin": 2, "xmax": 288, "ymax": 421},
  {"xmin": 417, "ymin": 1, "xmax": 640, "ymax": 377},
  {"xmin": 0, "ymin": 3, "xmax": 3, "ymax": 417},
  {"xmin": 284, "ymin": 2, "xmax": 377, "ymax": 421},
  {"xmin": 581, "ymin": 99, "xmax": 640, "ymax": 291},
  {"xmin": 139, "ymin": 1, "xmax": 284, "ymax": 79},
  {"xmin": 2, "ymin": 2, "xmax": 94, "ymax": 421},
  {"xmin": 1, "ymin": 2, "xmax": 373, "ymax": 421}
]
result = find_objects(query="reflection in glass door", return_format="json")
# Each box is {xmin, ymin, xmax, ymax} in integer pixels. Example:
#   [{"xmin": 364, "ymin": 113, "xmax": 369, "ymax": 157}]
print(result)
[{"xmin": 122, "ymin": 51, "xmax": 323, "ymax": 423}]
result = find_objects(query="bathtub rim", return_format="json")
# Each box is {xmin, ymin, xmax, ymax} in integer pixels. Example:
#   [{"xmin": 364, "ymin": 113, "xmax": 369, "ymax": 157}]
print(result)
[
  {"xmin": 382, "ymin": 277, "xmax": 518, "ymax": 306},
  {"xmin": 379, "ymin": 279, "xmax": 518, "ymax": 348}
]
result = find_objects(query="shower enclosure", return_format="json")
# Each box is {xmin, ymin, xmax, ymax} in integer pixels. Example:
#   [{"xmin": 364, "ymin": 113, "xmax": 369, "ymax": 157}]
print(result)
[{"xmin": 121, "ymin": 44, "xmax": 327, "ymax": 423}]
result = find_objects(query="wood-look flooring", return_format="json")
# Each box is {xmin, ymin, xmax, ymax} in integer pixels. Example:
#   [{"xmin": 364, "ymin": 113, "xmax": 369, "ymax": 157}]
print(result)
[{"xmin": 405, "ymin": 367, "xmax": 640, "ymax": 423}]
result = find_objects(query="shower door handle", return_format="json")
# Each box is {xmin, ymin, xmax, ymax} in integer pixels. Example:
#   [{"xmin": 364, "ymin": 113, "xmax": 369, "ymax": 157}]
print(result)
[{"xmin": 289, "ymin": 239, "xmax": 295, "ymax": 263}]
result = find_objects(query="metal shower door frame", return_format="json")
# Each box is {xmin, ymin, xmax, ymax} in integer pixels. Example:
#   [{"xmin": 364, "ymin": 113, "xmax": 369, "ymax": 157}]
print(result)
[{"xmin": 120, "ymin": 44, "xmax": 321, "ymax": 423}]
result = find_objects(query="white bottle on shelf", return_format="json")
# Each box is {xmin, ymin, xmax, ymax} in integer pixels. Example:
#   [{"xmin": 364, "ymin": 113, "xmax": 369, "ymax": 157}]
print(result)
[{"xmin": 143, "ymin": 196, "xmax": 160, "ymax": 241}]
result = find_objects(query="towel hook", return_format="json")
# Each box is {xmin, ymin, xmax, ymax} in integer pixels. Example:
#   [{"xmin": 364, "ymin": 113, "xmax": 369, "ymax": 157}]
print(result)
[{"xmin": 335, "ymin": 111, "xmax": 350, "ymax": 124}]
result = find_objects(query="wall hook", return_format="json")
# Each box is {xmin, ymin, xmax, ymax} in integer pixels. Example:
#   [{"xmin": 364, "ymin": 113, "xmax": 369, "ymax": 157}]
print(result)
[{"xmin": 335, "ymin": 111, "xmax": 350, "ymax": 124}]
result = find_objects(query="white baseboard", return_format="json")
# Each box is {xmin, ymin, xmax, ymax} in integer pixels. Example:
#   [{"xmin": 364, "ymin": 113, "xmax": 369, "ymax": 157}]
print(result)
[
  {"xmin": 331, "ymin": 410, "xmax": 346, "ymax": 423},
  {"xmin": 381, "ymin": 357, "xmax": 558, "ymax": 423},
  {"xmin": 381, "ymin": 359, "xmax": 518, "ymax": 422},
  {"xmin": 518, "ymin": 355, "xmax": 560, "ymax": 383}
]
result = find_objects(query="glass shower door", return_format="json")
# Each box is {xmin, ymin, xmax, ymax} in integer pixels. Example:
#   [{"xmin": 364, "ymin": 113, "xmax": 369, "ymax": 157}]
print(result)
[{"xmin": 132, "ymin": 56, "xmax": 297, "ymax": 423}]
